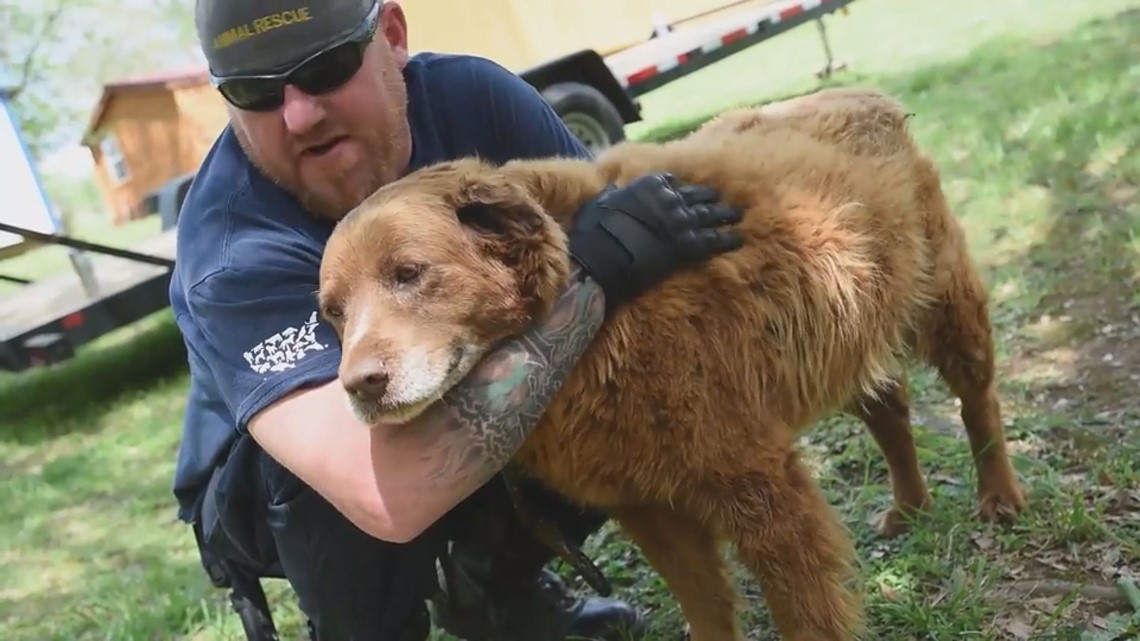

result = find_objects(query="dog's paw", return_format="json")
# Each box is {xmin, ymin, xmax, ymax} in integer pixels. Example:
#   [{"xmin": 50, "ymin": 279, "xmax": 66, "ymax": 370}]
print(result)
[
  {"xmin": 977, "ymin": 484, "xmax": 1028, "ymax": 524},
  {"xmin": 871, "ymin": 506, "xmax": 917, "ymax": 538},
  {"xmin": 871, "ymin": 495, "xmax": 933, "ymax": 538},
  {"xmin": 872, "ymin": 508, "xmax": 909, "ymax": 538}
]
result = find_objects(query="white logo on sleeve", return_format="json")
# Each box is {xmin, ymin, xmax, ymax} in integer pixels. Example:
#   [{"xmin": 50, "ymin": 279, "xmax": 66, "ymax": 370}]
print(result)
[{"xmin": 243, "ymin": 311, "xmax": 329, "ymax": 374}]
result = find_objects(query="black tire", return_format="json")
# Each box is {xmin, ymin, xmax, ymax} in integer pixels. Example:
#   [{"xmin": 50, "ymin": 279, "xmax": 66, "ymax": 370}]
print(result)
[{"xmin": 541, "ymin": 81, "xmax": 626, "ymax": 153}]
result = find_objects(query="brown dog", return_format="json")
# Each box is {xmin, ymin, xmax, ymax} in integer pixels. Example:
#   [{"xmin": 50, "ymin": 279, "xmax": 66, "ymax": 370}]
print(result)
[{"xmin": 317, "ymin": 87, "xmax": 1028, "ymax": 641}]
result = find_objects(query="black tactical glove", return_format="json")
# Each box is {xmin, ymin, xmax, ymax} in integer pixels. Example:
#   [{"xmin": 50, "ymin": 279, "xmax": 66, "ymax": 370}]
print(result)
[{"xmin": 567, "ymin": 173, "xmax": 744, "ymax": 315}]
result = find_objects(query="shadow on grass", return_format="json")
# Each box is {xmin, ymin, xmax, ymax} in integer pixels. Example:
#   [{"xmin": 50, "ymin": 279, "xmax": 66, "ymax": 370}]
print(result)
[
  {"xmin": 0, "ymin": 310, "xmax": 189, "ymax": 444},
  {"xmin": 827, "ymin": 11, "xmax": 1140, "ymax": 635},
  {"xmin": 891, "ymin": 7, "xmax": 1140, "ymax": 428}
]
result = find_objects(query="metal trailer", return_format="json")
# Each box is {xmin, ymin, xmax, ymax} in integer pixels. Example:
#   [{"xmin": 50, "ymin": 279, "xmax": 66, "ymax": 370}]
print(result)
[
  {"xmin": 517, "ymin": 0, "xmax": 858, "ymax": 151},
  {"xmin": 0, "ymin": 0, "xmax": 858, "ymax": 374}
]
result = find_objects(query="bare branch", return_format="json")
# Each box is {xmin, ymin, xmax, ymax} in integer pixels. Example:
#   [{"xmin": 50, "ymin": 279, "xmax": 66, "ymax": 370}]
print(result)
[{"xmin": 8, "ymin": 1, "xmax": 69, "ymax": 100}]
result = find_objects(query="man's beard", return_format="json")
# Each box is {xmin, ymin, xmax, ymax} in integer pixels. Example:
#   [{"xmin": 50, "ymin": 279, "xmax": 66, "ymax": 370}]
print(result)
[
  {"xmin": 291, "ymin": 119, "xmax": 407, "ymax": 221},
  {"xmin": 233, "ymin": 85, "xmax": 410, "ymax": 221}
]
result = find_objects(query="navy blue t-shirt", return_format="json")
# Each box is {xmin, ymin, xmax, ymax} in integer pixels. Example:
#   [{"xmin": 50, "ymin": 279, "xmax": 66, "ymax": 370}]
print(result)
[{"xmin": 169, "ymin": 52, "xmax": 592, "ymax": 522}]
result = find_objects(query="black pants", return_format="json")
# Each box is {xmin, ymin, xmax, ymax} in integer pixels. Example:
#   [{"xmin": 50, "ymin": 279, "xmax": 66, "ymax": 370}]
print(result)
[{"xmin": 196, "ymin": 434, "xmax": 607, "ymax": 640}]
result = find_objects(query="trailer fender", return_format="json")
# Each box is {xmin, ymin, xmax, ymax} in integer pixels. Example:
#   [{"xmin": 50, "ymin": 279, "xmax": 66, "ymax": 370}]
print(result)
[
  {"xmin": 519, "ymin": 49, "xmax": 642, "ymax": 152},
  {"xmin": 541, "ymin": 82, "xmax": 627, "ymax": 153}
]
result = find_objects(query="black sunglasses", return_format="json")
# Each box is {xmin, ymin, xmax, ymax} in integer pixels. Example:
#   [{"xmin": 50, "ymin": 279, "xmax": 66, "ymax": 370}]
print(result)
[{"xmin": 210, "ymin": 1, "xmax": 380, "ymax": 112}]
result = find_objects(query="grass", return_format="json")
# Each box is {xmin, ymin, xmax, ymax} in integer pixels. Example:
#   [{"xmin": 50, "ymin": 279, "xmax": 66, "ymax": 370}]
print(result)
[{"xmin": 2, "ymin": 0, "xmax": 1139, "ymax": 638}]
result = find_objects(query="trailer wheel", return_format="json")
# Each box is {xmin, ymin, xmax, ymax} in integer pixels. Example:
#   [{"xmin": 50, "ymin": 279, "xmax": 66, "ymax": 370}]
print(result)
[{"xmin": 542, "ymin": 82, "xmax": 626, "ymax": 153}]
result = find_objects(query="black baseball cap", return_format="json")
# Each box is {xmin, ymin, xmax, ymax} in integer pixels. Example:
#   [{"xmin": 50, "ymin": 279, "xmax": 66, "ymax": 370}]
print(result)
[{"xmin": 196, "ymin": 0, "xmax": 379, "ymax": 77}]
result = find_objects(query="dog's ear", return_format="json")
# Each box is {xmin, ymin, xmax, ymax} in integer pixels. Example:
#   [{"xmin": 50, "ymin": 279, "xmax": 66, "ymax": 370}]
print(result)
[
  {"xmin": 453, "ymin": 175, "xmax": 570, "ymax": 318},
  {"xmin": 455, "ymin": 177, "xmax": 545, "ymax": 242},
  {"xmin": 456, "ymin": 200, "xmax": 531, "ymax": 241}
]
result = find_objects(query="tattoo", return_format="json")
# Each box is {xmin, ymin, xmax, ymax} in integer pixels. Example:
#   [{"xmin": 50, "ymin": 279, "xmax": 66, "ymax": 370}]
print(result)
[{"xmin": 412, "ymin": 265, "xmax": 605, "ymax": 491}]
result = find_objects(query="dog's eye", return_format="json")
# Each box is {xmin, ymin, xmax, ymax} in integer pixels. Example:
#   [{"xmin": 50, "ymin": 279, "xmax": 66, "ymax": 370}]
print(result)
[
  {"xmin": 394, "ymin": 263, "xmax": 425, "ymax": 284},
  {"xmin": 322, "ymin": 305, "xmax": 343, "ymax": 321}
]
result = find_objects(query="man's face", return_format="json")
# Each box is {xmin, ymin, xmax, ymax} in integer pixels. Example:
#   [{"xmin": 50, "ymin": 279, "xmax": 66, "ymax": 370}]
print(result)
[{"xmin": 228, "ymin": 3, "xmax": 413, "ymax": 221}]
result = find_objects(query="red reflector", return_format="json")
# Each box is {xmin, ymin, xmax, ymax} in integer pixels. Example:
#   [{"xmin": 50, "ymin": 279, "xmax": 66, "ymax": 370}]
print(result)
[
  {"xmin": 722, "ymin": 28, "xmax": 748, "ymax": 45},
  {"xmin": 780, "ymin": 5, "xmax": 805, "ymax": 20},
  {"xmin": 627, "ymin": 66, "xmax": 659, "ymax": 85}
]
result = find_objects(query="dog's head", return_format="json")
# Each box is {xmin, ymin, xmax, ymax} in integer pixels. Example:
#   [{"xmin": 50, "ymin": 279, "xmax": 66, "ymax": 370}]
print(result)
[{"xmin": 318, "ymin": 158, "xmax": 572, "ymax": 426}]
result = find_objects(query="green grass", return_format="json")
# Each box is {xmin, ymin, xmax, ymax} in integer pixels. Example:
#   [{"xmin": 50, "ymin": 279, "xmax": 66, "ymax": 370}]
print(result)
[{"xmin": 3, "ymin": 0, "xmax": 1139, "ymax": 639}]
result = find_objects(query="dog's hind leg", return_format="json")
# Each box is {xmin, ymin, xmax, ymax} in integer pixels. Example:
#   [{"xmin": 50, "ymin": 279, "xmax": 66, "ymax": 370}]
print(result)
[
  {"xmin": 846, "ymin": 379, "xmax": 933, "ymax": 537},
  {"xmin": 612, "ymin": 505, "xmax": 744, "ymax": 641},
  {"xmin": 701, "ymin": 449, "xmax": 864, "ymax": 641},
  {"xmin": 918, "ymin": 241, "xmax": 1028, "ymax": 524}
]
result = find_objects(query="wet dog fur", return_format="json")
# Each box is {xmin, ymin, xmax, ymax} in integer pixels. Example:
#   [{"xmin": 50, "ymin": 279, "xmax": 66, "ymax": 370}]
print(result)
[{"xmin": 316, "ymin": 87, "xmax": 1029, "ymax": 641}]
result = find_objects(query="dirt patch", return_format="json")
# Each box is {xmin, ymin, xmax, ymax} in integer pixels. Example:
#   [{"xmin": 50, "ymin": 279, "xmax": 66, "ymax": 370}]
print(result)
[
  {"xmin": 984, "ymin": 223, "xmax": 1140, "ymax": 638},
  {"xmin": 1011, "ymin": 286, "xmax": 1140, "ymax": 420}
]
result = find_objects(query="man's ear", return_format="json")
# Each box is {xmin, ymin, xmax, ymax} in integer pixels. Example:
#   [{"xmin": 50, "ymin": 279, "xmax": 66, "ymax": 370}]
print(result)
[{"xmin": 453, "ymin": 176, "xmax": 571, "ymax": 318}]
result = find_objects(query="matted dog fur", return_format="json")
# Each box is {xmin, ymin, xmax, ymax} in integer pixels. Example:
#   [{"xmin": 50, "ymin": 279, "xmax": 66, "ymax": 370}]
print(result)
[{"xmin": 317, "ymin": 87, "xmax": 1029, "ymax": 641}]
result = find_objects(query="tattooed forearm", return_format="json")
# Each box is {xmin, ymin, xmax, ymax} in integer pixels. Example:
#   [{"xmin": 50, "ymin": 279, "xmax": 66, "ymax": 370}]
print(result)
[{"xmin": 411, "ymin": 265, "xmax": 605, "ymax": 490}]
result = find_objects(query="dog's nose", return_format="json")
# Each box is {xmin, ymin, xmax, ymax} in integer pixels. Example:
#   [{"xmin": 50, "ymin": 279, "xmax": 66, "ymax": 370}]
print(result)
[{"xmin": 343, "ymin": 363, "xmax": 390, "ymax": 403}]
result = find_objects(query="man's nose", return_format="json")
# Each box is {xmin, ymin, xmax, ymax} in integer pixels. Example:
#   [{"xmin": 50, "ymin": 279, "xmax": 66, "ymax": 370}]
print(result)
[
  {"xmin": 281, "ymin": 85, "xmax": 324, "ymax": 135},
  {"xmin": 342, "ymin": 358, "xmax": 391, "ymax": 404}
]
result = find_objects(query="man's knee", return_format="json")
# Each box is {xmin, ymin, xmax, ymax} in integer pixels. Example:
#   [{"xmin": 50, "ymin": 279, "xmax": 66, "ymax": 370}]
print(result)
[
  {"xmin": 484, "ymin": 473, "xmax": 609, "ymax": 545},
  {"xmin": 255, "ymin": 448, "xmax": 446, "ymax": 639},
  {"xmin": 440, "ymin": 473, "xmax": 608, "ymax": 578},
  {"xmin": 431, "ymin": 475, "xmax": 646, "ymax": 641},
  {"xmin": 513, "ymin": 474, "xmax": 609, "ymax": 543}
]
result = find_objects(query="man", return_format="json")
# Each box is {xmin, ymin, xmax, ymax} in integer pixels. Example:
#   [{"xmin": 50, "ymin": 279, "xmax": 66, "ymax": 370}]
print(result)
[{"xmin": 172, "ymin": 1, "xmax": 744, "ymax": 639}]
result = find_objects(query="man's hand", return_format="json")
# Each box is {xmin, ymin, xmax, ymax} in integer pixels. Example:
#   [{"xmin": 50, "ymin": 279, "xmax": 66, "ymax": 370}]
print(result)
[{"xmin": 566, "ymin": 173, "xmax": 744, "ymax": 314}]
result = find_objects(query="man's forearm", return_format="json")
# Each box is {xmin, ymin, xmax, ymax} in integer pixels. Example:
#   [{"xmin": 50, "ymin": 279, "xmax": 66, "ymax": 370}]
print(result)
[{"xmin": 387, "ymin": 265, "xmax": 605, "ymax": 495}]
